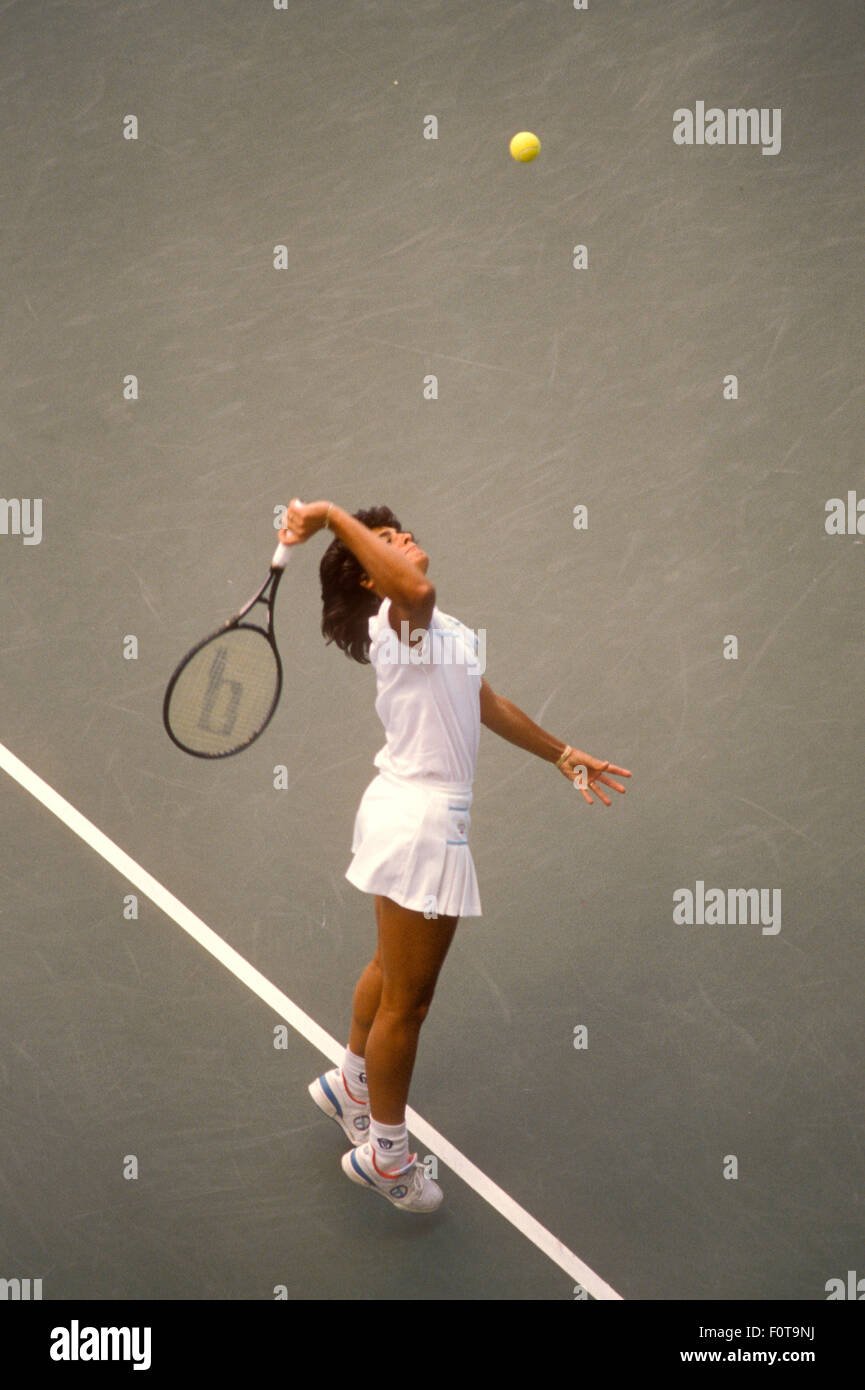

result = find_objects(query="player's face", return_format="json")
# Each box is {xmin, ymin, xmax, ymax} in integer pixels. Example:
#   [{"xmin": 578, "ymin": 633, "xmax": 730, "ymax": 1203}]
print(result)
[{"xmin": 372, "ymin": 525, "xmax": 430, "ymax": 571}]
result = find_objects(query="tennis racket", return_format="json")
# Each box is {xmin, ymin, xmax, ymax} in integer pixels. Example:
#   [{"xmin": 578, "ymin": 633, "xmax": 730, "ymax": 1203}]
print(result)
[{"xmin": 163, "ymin": 528, "xmax": 297, "ymax": 758}]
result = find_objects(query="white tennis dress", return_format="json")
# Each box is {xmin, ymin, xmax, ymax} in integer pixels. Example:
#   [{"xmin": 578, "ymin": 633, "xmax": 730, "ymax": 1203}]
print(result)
[{"xmin": 345, "ymin": 595, "xmax": 483, "ymax": 917}]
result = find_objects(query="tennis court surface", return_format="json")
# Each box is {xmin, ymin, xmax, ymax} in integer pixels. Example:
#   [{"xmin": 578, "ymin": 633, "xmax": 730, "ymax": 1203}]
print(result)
[{"xmin": 1, "ymin": 0, "xmax": 863, "ymax": 1304}]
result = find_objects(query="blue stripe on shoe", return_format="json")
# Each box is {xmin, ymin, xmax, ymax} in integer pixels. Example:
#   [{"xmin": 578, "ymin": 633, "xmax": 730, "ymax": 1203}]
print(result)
[
  {"xmin": 320, "ymin": 1074, "xmax": 343, "ymax": 1118},
  {"xmin": 350, "ymin": 1150, "xmax": 376, "ymax": 1187}
]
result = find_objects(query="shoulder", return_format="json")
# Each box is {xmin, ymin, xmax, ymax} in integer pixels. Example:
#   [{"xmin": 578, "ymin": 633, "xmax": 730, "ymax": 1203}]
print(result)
[
  {"xmin": 433, "ymin": 606, "xmax": 479, "ymax": 647},
  {"xmin": 368, "ymin": 596, "xmax": 421, "ymax": 661}
]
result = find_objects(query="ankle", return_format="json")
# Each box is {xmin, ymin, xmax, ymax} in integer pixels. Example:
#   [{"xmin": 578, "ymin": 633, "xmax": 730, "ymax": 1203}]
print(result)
[
  {"xmin": 369, "ymin": 1117, "xmax": 410, "ymax": 1172},
  {"xmin": 341, "ymin": 1046, "xmax": 368, "ymax": 1101}
]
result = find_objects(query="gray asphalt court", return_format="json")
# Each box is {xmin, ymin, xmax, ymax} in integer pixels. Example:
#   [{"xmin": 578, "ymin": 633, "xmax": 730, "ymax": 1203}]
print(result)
[{"xmin": 1, "ymin": 0, "xmax": 863, "ymax": 1302}]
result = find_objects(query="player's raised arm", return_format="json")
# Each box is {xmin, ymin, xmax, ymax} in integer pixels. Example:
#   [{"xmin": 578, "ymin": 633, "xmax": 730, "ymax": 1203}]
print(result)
[{"xmin": 279, "ymin": 499, "xmax": 435, "ymax": 631}]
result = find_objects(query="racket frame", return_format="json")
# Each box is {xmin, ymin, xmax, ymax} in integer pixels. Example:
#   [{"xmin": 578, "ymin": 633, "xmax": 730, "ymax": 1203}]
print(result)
[{"xmin": 162, "ymin": 541, "xmax": 294, "ymax": 759}]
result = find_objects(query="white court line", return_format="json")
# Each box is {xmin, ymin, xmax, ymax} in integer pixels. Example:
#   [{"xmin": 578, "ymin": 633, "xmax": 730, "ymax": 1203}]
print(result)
[{"xmin": 0, "ymin": 739, "xmax": 623, "ymax": 1301}]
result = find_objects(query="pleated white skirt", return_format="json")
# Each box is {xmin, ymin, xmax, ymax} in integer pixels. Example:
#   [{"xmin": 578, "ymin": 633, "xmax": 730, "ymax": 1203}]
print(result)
[{"xmin": 345, "ymin": 769, "xmax": 482, "ymax": 917}]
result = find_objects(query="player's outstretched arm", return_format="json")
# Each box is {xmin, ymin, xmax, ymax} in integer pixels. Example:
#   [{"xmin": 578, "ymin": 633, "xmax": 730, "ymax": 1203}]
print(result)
[{"xmin": 479, "ymin": 678, "xmax": 632, "ymax": 807}]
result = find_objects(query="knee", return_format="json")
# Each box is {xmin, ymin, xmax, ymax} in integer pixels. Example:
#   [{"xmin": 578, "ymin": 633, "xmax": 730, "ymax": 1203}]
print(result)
[{"xmin": 379, "ymin": 993, "xmax": 433, "ymax": 1028}]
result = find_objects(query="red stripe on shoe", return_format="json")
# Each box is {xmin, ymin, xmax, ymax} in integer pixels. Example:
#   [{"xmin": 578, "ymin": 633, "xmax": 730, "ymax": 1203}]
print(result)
[{"xmin": 371, "ymin": 1150, "xmax": 416, "ymax": 1179}]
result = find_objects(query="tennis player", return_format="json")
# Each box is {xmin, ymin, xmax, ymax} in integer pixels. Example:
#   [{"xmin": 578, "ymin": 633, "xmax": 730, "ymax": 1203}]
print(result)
[{"xmin": 278, "ymin": 498, "xmax": 631, "ymax": 1213}]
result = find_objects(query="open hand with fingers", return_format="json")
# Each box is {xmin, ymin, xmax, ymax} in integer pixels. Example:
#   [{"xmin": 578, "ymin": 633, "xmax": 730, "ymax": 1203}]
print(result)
[{"xmin": 555, "ymin": 746, "xmax": 632, "ymax": 806}]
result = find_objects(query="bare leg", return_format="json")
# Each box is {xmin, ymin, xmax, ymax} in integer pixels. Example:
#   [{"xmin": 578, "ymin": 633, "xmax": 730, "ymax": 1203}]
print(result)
[
  {"xmin": 347, "ymin": 956, "xmax": 382, "ymax": 1059},
  {"xmin": 362, "ymin": 895, "xmax": 459, "ymax": 1126},
  {"xmin": 347, "ymin": 894, "xmax": 387, "ymax": 1057}
]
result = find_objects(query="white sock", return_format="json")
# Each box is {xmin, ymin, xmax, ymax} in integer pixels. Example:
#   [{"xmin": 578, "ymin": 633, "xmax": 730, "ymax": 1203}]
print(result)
[
  {"xmin": 369, "ymin": 1118, "xmax": 410, "ymax": 1173},
  {"xmin": 341, "ymin": 1046, "xmax": 368, "ymax": 1103}
]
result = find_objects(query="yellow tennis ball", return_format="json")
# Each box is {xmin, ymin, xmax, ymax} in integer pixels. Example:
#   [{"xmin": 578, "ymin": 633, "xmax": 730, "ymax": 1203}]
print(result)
[{"xmin": 510, "ymin": 131, "xmax": 540, "ymax": 162}]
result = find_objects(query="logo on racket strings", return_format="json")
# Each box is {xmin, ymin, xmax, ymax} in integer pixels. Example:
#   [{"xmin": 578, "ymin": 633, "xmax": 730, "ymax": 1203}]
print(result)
[{"xmin": 197, "ymin": 647, "xmax": 243, "ymax": 735}]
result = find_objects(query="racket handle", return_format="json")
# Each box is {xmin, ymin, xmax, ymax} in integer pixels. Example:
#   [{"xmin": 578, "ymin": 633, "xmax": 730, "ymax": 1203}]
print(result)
[
  {"xmin": 271, "ymin": 541, "xmax": 294, "ymax": 570},
  {"xmin": 271, "ymin": 499, "xmax": 304, "ymax": 569}
]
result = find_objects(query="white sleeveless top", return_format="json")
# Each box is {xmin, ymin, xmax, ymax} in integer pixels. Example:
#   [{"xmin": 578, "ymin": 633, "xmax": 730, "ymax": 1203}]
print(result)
[{"xmin": 367, "ymin": 596, "xmax": 482, "ymax": 786}]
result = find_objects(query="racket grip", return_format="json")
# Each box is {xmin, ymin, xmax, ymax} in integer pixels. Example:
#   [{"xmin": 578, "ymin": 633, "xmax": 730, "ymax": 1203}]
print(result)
[
  {"xmin": 271, "ymin": 541, "xmax": 294, "ymax": 570},
  {"xmin": 272, "ymin": 499, "xmax": 304, "ymax": 569}
]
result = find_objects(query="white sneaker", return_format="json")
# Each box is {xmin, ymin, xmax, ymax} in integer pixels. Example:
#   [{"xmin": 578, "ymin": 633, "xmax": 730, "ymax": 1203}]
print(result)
[
  {"xmin": 341, "ymin": 1142, "xmax": 443, "ymax": 1213},
  {"xmin": 308, "ymin": 1069, "xmax": 370, "ymax": 1147}
]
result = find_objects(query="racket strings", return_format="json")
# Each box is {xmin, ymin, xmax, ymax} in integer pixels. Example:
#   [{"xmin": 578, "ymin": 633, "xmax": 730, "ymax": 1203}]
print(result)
[{"xmin": 165, "ymin": 625, "xmax": 281, "ymax": 757}]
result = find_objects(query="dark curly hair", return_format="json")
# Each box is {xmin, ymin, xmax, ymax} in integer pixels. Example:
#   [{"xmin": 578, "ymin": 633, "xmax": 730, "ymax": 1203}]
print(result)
[{"xmin": 319, "ymin": 505, "xmax": 407, "ymax": 664}]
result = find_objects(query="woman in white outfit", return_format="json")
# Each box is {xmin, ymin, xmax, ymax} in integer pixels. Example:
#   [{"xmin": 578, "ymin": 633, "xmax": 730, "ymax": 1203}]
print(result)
[{"xmin": 278, "ymin": 499, "xmax": 631, "ymax": 1213}]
